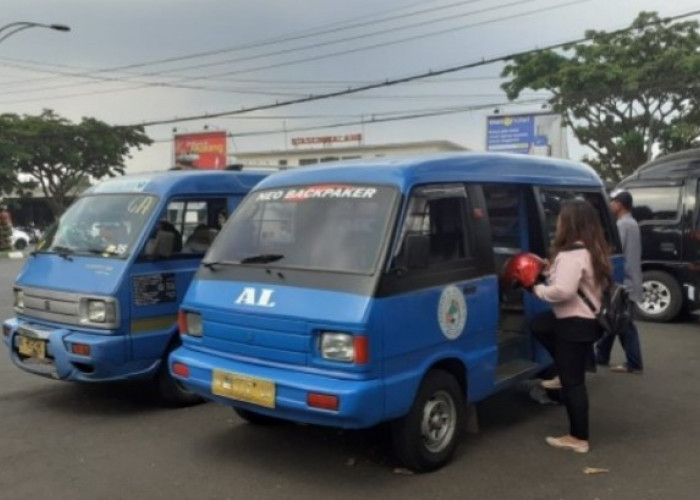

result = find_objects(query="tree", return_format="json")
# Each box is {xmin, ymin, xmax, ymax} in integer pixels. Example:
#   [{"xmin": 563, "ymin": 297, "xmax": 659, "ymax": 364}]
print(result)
[
  {"xmin": 501, "ymin": 12, "xmax": 700, "ymax": 181},
  {"xmin": 0, "ymin": 110, "xmax": 152, "ymax": 215}
]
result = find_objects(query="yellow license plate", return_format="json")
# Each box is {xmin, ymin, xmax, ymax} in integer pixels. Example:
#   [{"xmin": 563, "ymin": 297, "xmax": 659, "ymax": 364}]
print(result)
[
  {"xmin": 18, "ymin": 336, "xmax": 46, "ymax": 359},
  {"xmin": 212, "ymin": 370, "xmax": 276, "ymax": 409}
]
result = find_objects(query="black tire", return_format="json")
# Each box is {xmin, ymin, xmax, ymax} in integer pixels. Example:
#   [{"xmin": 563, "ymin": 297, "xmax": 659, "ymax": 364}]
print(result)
[
  {"xmin": 391, "ymin": 369, "xmax": 465, "ymax": 473},
  {"xmin": 155, "ymin": 343, "xmax": 204, "ymax": 408},
  {"xmin": 636, "ymin": 270, "xmax": 683, "ymax": 323},
  {"xmin": 234, "ymin": 407, "xmax": 286, "ymax": 425},
  {"xmin": 14, "ymin": 239, "xmax": 27, "ymax": 250}
]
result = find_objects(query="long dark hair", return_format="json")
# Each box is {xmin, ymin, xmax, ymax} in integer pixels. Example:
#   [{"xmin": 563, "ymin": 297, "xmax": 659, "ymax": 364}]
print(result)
[{"xmin": 551, "ymin": 199, "xmax": 612, "ymax": 288}]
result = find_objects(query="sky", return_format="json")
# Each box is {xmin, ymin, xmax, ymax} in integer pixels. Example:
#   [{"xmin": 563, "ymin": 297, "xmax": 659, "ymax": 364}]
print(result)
[{"xmin": 2, "ymin": 0, "xmax": 699, "ymax": 173}]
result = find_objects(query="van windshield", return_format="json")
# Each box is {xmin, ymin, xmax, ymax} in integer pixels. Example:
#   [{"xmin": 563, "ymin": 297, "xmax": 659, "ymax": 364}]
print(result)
[
  {"xmin": 39, "ymin": 194, "xmax": 158, "ymax": 259},
  {"xmin": 207, "ymin": 184, "xmax": 397, "ymax": 273}
]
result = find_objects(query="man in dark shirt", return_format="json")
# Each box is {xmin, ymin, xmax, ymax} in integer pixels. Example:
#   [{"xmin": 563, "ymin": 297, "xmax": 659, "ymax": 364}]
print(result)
[{"xmin": 595, "ymin": 190, "xmax": 644, "ymax": 373}]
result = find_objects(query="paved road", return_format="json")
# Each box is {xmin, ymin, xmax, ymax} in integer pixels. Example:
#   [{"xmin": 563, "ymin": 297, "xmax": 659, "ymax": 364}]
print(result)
[{"xmin": 1, "ymin": 259, "xmax": 699, "ymax": 500}]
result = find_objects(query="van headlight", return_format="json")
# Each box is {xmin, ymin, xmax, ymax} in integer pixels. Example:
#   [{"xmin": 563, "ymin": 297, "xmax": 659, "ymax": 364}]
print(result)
[
  {"xmin": 80, "ymin": 298, "xmax": 117, "ymax": 325},
  {"xmin": 320, "ymin": 332, "xmax": 355, "ymax": 362},
  {"xmin": 179, "ymin": 311, "xmax": 203, "ymax": 337},
  {"xmin": 13, "ymin": 288, "xmax": 24, "ymax": 310}
]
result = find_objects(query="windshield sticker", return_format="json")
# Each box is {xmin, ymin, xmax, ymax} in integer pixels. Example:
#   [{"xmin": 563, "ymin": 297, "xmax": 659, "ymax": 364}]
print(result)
[
  {"xmin": 127, "ymin": 196, "xmax": 155, "ymax": 215},
  {"xmin": 256, "ymin": 186, "xmax": 377, "ymax": 202},
  {"xmin": 438, "ymin": 285, "xmax": 468, "ymax": 340}
]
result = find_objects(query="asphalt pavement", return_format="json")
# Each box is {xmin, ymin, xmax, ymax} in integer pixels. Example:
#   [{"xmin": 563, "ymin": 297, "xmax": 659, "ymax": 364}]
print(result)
[{"xmin": 1, "ymin": 258, "xmax": 699, "ymax": 500}]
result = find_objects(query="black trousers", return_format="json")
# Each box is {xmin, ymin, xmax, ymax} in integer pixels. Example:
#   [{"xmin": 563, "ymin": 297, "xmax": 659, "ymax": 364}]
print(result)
[{"xmin": 532, "ymin": 312, "xmax": 599, "ymax": 440}]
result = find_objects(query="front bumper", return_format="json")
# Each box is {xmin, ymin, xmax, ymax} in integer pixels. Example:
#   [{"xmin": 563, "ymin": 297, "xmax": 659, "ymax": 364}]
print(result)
[
  {"xmin": 170, "ymin": 346, "xmax": 384, "ymax": 429},
  {"xmin": 2, "ymin": 318, "xmax": 159, "ymax": 382}
]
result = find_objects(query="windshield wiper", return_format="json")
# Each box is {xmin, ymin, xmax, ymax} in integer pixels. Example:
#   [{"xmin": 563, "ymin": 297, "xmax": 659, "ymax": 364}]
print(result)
[
  {"xmin": 239, "ymin": 254, "xmax": 285, "ymax": 264},
  {"xmin": 202, "ymin": 260, "xmax": 237, "ymax": 270},
  {"xmin": 48, "ymin": 245, "xmax": 74, "ymax": 261}
]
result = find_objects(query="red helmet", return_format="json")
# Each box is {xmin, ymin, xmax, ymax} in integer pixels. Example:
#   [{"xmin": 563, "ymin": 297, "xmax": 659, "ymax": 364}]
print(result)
[{"xmin": 500, "ymin": 252, "xmax": 545, "ymax": 290}]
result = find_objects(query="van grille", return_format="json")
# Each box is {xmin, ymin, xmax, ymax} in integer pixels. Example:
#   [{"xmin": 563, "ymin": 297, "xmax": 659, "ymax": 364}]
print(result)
[{"xmin": 21, "ymin": 287, "xmax": 81, "ymax": 326}]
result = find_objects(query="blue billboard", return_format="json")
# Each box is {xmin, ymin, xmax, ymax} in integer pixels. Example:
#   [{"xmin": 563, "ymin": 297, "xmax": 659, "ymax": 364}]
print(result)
[{"xmin": 486, "ymin": 115, "xmax": 535, "ymax": 154}]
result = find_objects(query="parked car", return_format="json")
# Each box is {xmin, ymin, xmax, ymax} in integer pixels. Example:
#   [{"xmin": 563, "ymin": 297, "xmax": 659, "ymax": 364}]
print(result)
[
  {"xmin": 616, "ymin": 148, "xmax": 700, "ymax": 322},
  {"xmin": 11, "ymin": 228, "xmax": 30, "ymax": 250},
  {"xmin": 14, "ymin": 225, "xmax": 43, "ymax": 244}
]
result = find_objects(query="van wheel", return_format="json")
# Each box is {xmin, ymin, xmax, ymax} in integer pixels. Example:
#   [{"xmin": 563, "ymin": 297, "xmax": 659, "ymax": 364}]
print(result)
[
  {"xmin": 234, "ymin": 407, "xmax": 285, "ymax": 425},
  {"xmin": 155, "ymin": 344, "xmax": 203, "ymax": 408},
  {"xmin": 14, "ymin": 239, "xmax": 27, "ymax": 250},
  {"xmin": 636, "ymin": 270, "xmax": 683, "ymax": 323},
  {"xmin": 391, "ymin": 369, "xmax": 465, "ymax": 473}
]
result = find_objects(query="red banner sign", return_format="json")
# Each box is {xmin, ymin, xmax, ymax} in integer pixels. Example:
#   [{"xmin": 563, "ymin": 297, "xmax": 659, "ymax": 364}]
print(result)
[
  {"xmin": 291, "ymin": 133, "xmax": 362, "ymax": 147},
  {"xmin": 174, "ymin": 131, "xmax": 227, "ymax": 170}
]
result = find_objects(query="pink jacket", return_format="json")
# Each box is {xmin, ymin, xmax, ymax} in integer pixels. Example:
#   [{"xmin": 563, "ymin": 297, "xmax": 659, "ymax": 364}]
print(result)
[{"xmin": 533, "ymin": 247, "xmax": 602, "ymax": 319}]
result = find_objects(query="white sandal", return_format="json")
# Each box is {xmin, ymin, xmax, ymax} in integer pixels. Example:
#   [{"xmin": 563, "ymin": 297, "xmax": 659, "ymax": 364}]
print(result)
[{"xmin": 540, "ymin": 376, "xmax": 562, "ymax": 390}]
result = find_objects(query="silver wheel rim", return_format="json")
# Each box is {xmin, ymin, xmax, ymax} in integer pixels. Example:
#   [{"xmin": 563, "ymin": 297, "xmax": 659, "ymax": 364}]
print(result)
[
  {"xmin": 640, "ymin": 280, "xmax": 672, "ymax": 316},
  {"xmin": 420, "ymin": 390, "xmax": 457, "ymax": 453}
]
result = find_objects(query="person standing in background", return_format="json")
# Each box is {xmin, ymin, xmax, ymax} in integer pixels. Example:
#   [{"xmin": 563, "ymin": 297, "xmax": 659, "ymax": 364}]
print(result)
[{"xmin": 595, "ymin": 190, "xmax": 644, "ymax": 374}]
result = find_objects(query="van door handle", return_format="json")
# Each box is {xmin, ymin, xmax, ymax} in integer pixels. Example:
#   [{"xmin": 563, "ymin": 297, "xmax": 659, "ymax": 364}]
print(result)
[{"xmin": 462, "ymin": 285, "xmax": 477, "ymax": 296}]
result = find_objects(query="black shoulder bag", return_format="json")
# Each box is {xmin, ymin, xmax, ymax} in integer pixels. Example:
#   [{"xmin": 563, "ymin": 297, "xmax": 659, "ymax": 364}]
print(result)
[{"xmin": 577, "ymin": 283, "xmax": 632, "ymax": 337}]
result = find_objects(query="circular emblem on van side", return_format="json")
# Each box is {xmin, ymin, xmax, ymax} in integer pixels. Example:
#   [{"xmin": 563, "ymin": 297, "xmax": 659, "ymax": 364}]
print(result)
[{"xmin": 438, "ymin": 285, "xmax": 467, "ymax": 340}]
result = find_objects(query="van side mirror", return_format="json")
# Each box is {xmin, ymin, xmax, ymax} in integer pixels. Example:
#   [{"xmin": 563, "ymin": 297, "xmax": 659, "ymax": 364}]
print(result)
[
  {"xmin": 404, "ymin": 234, "xmax": 430, "ymax": 269},
  {"xmin": 144, "ymin": 230, "xmax": 175, "ymax": 259}
]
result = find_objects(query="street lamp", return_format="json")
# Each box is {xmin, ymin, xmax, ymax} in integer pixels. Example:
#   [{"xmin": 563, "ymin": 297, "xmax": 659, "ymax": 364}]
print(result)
[{"xmin": 0, "ymin": 22, "xmax": 70, "ymax": 45}]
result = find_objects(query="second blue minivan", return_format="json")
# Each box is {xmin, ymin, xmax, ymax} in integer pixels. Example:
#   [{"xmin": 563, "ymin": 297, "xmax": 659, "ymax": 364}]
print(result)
[{"xmin": 3, "ymin": 169, "xmax": 267, "ymax": 406}]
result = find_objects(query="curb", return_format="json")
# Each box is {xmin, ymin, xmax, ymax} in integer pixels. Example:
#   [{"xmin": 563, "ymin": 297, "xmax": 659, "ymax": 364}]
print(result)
[{"xmin": 0, "ymin": 251, "xmax": 25, "ymax": 259}]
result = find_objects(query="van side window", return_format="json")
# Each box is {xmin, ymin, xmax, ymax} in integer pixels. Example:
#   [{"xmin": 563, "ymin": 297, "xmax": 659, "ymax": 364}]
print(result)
[
  {"xmin": 152, "ymin": 198, "xmax": 228, "ymax": 257},
  {"xmin": 627, "ymin": 186, "xmax": 682, "ymax": 223},
  {"xmin": 398, "ymin": 185, "xmax": 472, "ymax": 266},
  {"xmin": 538, "ymin": 188, "xmax": 618, "ymax": 251},
  {"xmin": 483, "ymin": 185, "xmax": 521, "ymax": 251}
]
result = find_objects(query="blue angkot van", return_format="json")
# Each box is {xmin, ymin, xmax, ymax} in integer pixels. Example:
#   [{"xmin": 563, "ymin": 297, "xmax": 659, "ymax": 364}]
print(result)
[
  {"xmin": 169, "ymin": 153, "xmax": 622, "ymax": 470},
  {"xmin": 3, "ymin": 169, "xmax": 267, "ymax": 406}
]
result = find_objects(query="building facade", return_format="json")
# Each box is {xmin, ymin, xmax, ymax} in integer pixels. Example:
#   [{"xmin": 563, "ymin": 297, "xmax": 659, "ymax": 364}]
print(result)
[{"xmin": 232, "ymin": 140, "xmax": 468, "ymax": 168}]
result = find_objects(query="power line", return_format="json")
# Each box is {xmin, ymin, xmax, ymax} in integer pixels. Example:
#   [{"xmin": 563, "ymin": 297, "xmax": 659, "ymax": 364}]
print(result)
[
  {"xmin": 142, "ymin": 0, "xmax": 588, "ymax": 82},
  {"xmin": 0, "ymin": 0, "xmax": 537, "ymax": 99},
  {"xmin": 149, "ymin": 98, "xmax": 547, "ymax": 143},
  {"xmin": 0, "ymin": 0, "xmax": 483, "ymax": 91},
  {"xmin": 118, "ymin": 0, "xmax": 537, "ymax": 78},
  {"xmin": 127, "ymin": 8, "xmax": 700, "ymax": 128}
]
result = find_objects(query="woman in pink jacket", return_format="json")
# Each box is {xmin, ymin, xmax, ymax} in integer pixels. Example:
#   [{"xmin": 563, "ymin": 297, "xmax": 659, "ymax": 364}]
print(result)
[{"xmin": 530, "ymin": 199, "xmax": 611, "ymax": 454}]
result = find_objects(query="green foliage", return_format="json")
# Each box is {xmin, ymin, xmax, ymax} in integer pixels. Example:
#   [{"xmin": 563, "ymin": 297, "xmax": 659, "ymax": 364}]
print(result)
[
  {"xmin": 501, "ymin": 12, "xmax": 700, "ymax": 181},
  {"xmin": 0, "ymin": 109, "xmax": 152, "ymax": 215}
]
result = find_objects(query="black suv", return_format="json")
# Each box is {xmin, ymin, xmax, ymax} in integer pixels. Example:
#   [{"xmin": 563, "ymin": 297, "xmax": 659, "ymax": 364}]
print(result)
[{"xmin": 617, "ymin": 148, "xmax": 700, "ymax": 322}]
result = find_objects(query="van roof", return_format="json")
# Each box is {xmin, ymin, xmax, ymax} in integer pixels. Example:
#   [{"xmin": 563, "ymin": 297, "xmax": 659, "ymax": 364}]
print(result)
[
  {"xmin": 84, "ymin": 169, "xmax": 269, "ymax": 196},
  {"xmin": 619, "ymin": 148, "xmax": 700, "ymax": 184},
  {"xmin": 254, "ymin": 153, "xmax": 603, "ymax": 192}
]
